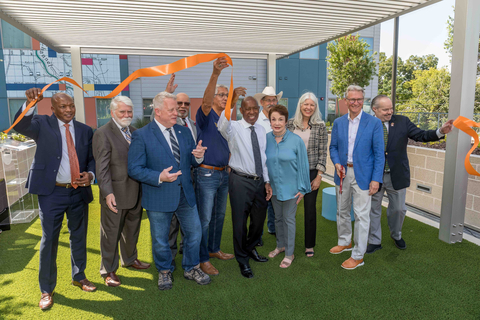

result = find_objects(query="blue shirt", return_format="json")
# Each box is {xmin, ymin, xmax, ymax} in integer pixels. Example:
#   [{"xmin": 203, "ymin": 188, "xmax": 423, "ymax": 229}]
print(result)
[
  {"xmin": 266, "ymin": 130, "xmax": 311, "ymax": 201},
  {"xmin": 196, "ymin": 107, "xmax": 230, "ymax": 167}
]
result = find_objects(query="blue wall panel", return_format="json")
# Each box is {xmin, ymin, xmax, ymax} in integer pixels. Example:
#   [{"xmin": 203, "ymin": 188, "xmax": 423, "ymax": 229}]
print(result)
[
  {"xmin": 277, "ymin": 59, "xmax": 299, "ymax": 98},
  {"xmin": 6, "ymin": 84, "xmax": 60, "ymax": 91},
  {"xmin": 318, "ymin": 59, "xmax": 327, "ymax": 119},
  {"xmin": 299, "ymin": 59, "xmax": 319, "ymax": 96},
  {"xmin": 119, "ymin": 58, "xmax": 130, "ymax": 97}
]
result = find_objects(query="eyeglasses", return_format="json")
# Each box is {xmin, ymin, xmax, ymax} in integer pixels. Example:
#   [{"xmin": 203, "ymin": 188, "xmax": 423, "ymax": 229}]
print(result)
[
  {"xmin": 215, "ymin": 93, "xmax": 228, "ymax": 98},
  {"xmin": 263, "ymin": 98, "xmax": 277, "ymax": 104},
  {"xmin": 177, "ymin": 101, "xmax": 190, "ymax": 107},
  {"xmin": 346, "ymin": 98, "xmax": 364, "ymax": 103}
]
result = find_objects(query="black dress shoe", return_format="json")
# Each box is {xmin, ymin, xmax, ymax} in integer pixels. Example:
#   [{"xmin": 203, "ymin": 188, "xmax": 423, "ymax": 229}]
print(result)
[
  {"xmin": 238, "ymin": 263, "xmax": 254, "ymax": 278},
  {"xmin": 392, "ymin": 237, "xmax": 406, "ymax": 250},
  {"xmin": 249, "ymin": 248, "xmax": 268, "ymax": 262},
  {"xmin": 366, "ymin": 244, "xmax": 382, "ymax": 254},
  {"xmin": 255, "ymin": 239, "xmax": 264, "ymax": 247}
]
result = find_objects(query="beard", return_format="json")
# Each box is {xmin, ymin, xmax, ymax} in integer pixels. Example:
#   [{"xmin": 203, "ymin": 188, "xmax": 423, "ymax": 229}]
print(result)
[{"xmin": 116, "ymin": 116, "xmax": 132, "ymax": 128}]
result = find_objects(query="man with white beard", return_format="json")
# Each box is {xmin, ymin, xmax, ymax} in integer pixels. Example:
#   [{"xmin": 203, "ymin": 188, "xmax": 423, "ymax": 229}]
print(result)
[{"xmin": 93, "ymin": 96, "xmax": 150, "ymax": 288}]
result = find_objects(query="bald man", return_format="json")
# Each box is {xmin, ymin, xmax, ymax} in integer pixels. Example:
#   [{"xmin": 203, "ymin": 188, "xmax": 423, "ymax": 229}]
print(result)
[{"xmin": 14, "ymin": 88, "xmax": 96, "ymax": 310}]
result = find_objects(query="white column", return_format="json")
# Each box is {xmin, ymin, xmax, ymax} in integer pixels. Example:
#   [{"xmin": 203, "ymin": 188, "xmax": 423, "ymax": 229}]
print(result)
[
  {"xmin": 267, "ymin": 53, "xmax": 276, "ymax": 89},
  {"xmin": 439, "ymin": 0, "xmax": 480, "ymax": 243},
  {"xmin": 70, "ymin": 46, "xmax": 85, "ymax": 124}
]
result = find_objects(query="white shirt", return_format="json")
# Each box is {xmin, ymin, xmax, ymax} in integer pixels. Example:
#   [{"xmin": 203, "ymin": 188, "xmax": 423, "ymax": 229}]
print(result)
[
  {"xmin": 22, "ymin": 102, "xmax": 95, "ymax": 184},
  {"xmin": 179, "ymin": 117, "xmax": 196, "ymax": 142},
  {"xmin": 217, "ymin": 110, "xmax": 269, "ymax": 182},
  {"xmin": 255, "ymin": 111, "xmax": 272, "ymax": 134},
  {"xmin": 347, "ymin": 110, "xmax": 363, "ymax": 163},
  {"xmin": 154, "ymin": 119, "xmax": 202, "ymax": 184}
]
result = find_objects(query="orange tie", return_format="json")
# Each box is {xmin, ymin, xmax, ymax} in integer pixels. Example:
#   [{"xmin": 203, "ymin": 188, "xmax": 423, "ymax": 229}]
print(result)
[{"xmin": 64, "ymin": 123, "xmax": 80, "ymax": 189}]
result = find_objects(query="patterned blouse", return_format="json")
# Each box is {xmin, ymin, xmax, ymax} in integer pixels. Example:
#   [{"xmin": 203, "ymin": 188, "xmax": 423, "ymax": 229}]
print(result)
[{"xmin": 286, "ymin": 119, "xmax": 328, "ymax": 173}]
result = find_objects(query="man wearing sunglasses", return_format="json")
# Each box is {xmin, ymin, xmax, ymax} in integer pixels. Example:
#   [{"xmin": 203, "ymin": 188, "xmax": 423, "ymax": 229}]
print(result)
[{"xmin": 176, "ymin": 93, "xmax": 196, "ymax": 141}]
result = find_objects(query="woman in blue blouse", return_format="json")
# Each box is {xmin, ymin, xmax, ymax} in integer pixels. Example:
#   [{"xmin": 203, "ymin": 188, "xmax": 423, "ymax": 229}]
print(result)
[{"xmin": 265, "ymin": 105, "xmax": 311, "ymax": 268}]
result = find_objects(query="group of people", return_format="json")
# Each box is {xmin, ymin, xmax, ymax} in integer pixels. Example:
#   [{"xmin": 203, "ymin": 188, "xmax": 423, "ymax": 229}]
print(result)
[{"xmin": 13, "ymin": 58, "xmax": 454, "ymax": 310}]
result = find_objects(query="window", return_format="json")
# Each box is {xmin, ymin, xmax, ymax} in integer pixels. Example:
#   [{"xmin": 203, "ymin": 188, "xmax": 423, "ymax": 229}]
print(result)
[
  {"xmin": 300, "ymin": 46, "xmax": 319, "ymax": 60},
  {"xmin": 278, "ymin": 98, "xmax": 288, "ymax": 108},
  {"xmin": 327, "ymin": 98, "xmax": 336, "ymax": 114},
  {"xmin": 1, "ymin": 21, "xmax": 31, "ymax": 49},
  {"xmin": 360, "ymin": 37, "xmax": 374, "ymax": 56},
  {"xmin": 363, "ymin": 98, "xmax": 372, "ymax": 114},
  {"xmin": 235, "ymin": 99, "xmax": 243, "ymax": 120},
  {"xmin": 8, "ymin": 99, "xmax": 30, "ymax": 125},
  {"xmin": 96, "ymin": 98, "xmax": 112, "ymax": 128},
  {"xmin": 143, "ymin": 99, "xmax": 153, "ymax": 121}
]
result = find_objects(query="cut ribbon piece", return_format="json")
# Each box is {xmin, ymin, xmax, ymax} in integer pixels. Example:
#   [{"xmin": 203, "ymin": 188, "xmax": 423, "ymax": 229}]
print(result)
[
  {"xmin": 4, "ymin": 53, "xmax": 234, "ymax": 133},
  {"xmin": 453, "ymin": 116, "xmax": 480, "ymax": 176}
]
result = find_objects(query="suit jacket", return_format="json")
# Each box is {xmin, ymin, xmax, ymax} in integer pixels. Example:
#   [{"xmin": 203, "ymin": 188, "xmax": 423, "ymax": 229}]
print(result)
[
  {"xmin": 386, "ymin": 114, "xmax": 441, "ymax": 190},
  {"xmin": 13, "ymin": 108, "xmax": 95, "ymax": 203},
  {"xmin": 128, "ymin": 121, "xmax": 201, "ymax": 212},
  {"xmin": 176, "ymin": 117, "xmax": 197, "ymax": 142},
  {"xmin": 330, "ymin": 112, "xmax": 385, "ymax": 191},
  {"xmin": 92, "ymin": 119, "xmax": 140, "ymax": 209}
]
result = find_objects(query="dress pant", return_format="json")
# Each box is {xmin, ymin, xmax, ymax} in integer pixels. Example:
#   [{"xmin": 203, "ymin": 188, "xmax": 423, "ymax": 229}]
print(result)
[
  {"xmin": 303, "ymin": 169, "xmax": 320, "ymax": 248},
  {"xmin": 229, "ymin": 172, "xmax": 267, "ymax": 266},
  {"xmin": 335, "ymin": 167, "xmax": 371, "ymax": 260},
  {"xmin": 99, "ymin": 195, "xmax": 143, "ymax": 276},
  {"xmin": 38, "ymin": 186, "xmax": 88, "ymax": 293},
  {"xmin": 369, "ymin": 172, "xmax": 407, "ymax": 244},
  {"xmin": 271, "ymin": 195, "xmax": 297, "ymax": 256}
]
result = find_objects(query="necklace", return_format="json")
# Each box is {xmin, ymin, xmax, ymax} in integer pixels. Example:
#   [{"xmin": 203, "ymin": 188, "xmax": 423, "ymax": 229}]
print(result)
[{"xmin": 274, "ymin": 129, "xmax": 287, "ymax": 138}]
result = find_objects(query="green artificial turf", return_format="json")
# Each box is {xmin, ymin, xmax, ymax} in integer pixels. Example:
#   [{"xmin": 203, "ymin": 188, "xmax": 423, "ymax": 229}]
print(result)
[{"xmin": 0, "ymin": 182, "xmax": 479, "ymax": 319}]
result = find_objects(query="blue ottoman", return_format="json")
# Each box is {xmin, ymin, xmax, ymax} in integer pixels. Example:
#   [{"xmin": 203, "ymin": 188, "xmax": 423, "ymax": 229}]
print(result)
[{"xmin": 321, "ymin": 187, "xmax": 355, "ymax": 222}]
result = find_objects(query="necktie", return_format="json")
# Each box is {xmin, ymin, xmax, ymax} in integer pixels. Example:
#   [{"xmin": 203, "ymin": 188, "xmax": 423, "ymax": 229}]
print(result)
[
  {"xmin": 64, "ymin": 123, "xmax": 80, "ymax": 189},
  {"xmin": 250, "ymin": 126, "xmax": 263, "ymax": 178},
  {"xmin": 383, "ymin": 123, "xmax": 390, "ymax": 172},
  {"xmin": 183, "ymin": 119, "xmax": 188, "ymax": 127},
  {"xmin": 167, "ymin": 127, "xmax": 181, "ymax": 165},
  {"xmin": 121, "ymin": 127, "xmax": 131, "ymax": 144}
]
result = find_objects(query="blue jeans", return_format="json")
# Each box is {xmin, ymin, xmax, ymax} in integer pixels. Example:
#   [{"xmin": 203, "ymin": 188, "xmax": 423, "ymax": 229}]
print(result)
[
  {"xmin": 267, "ymin": 200, "xmax": 275, "ymax": 233},
  {"xmin": 195, "ymin": 167, "xmax": 229, "ymax": 263},
  {"xmin": 147, "ymin": 190, "xmax": 201, "ymax": 272}
]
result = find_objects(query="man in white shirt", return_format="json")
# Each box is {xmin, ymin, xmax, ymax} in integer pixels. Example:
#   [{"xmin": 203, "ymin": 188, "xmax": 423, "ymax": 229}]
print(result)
[
  {"xmin": 254, "ymin": 86, "xmax": 283, "ymax": 237},
  {"xmin": 218, "ymin": 95, "xmax": 272, "ymax": 278}
]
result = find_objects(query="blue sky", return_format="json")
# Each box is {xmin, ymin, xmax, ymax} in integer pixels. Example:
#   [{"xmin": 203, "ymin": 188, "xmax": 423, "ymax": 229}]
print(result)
[{"xmin": 380, "ymin": 0, "xmax": 455, "ymax": 69}]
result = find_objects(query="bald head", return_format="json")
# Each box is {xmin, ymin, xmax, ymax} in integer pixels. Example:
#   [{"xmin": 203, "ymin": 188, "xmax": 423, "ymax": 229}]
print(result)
[
  {"xmin": 371, "ymin": 95, "xmax": 393, "ymax": 122},
  {"xmin": 176, "ymin": 92, "xmax": 191, "ymax": 119},
  {"xmin": 51, "ymin": 92, "xmax": 75, "ymax": 123}
]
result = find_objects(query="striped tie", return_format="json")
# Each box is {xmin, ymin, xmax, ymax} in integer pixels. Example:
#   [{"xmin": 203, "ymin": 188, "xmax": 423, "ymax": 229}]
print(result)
[
  {"xmin": 121, "ymin": 127, "xmax": 131, "ymax": 144},
  {"xmin": 383, "ymin": 123, "xmax": 389, "ymax": 172},
  {"xmin": 167, "ymin": 127, "xmax": 180, "ymax": 165}
]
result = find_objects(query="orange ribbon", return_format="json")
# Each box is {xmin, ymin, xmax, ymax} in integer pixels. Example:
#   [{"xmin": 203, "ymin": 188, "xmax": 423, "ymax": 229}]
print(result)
[
  {"xmin": 4, "ymin": 53, "xmax": 234, "ymax": 133},
  {"xmin": 453, "ymin": 116, "xmax": 480, "ymax": 176}
]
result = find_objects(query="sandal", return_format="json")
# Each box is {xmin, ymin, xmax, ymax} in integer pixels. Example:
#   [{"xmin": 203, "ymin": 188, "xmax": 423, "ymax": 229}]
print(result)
[
  {"xmin": 280, "ymin": 255, "xmax": 294, "ymax": 268},
  {"xmin": 305, "ymin": 250, "xmax": 314, "ymax": 257},
  {"xmin": 268, "ymin": 247, "xmax": 285, "ymax": 258}
]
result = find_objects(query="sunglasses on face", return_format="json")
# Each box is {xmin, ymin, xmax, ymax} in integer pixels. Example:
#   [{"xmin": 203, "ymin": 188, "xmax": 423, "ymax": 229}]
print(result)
[{"xmin": 177, "ymin": 101, "xmax": 190, "ymax": 107}]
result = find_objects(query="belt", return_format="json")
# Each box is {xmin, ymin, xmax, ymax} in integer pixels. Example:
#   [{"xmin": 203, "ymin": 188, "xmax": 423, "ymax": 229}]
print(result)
[
  {"xmin": 55, "ymin": 182, "xmax": 74, "ymax": 188},
  {"xmin": 347, "ymin": 163, "xmax": 354, "ymax": 168},
  {"xmin": 231, "ymin": 169, "xmax": 261, "ymax": 181},
  {"xmin": 199, "ymin": 164, "xmax": 226, "ymax": 171},
  {"xmin": 384, "ymin": 170, "xmax": 391, "ymax": 174}
]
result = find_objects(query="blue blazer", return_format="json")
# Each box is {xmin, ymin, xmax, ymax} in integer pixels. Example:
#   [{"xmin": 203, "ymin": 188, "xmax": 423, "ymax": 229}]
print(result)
[
  {"xmin": 13, "ymin": 108, "xmax": 95, "ymax": 203},
  {"xmin": 128, "ymin": 121, "xmax": 200, "ymax": 212},
  {"xmin": 329, "ymin": 112, "xmax": 385, "ymax": 191}
]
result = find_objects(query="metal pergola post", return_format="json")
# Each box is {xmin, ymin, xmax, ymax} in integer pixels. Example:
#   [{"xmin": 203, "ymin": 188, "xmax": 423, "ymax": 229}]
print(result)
[
  {"xmin": 391, "ymin": 16, "xmax": 399, "ymax": 113},
  {"xmin": 439, "ymin": 0, "xmax": 480, "ymax": 243},
  {"xmin": 70, "ymin": 46, "xmax": 85, "ymax": 124}
]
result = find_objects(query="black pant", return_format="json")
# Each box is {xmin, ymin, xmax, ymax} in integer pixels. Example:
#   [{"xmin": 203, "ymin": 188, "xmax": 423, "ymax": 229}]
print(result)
[
  {"xmin": 229, "ymin": 171, "xmax": 267, "ymax": 266},
  {"xmin": 303, "ymin": 170, "xmax": 320, "ymax": 248}
]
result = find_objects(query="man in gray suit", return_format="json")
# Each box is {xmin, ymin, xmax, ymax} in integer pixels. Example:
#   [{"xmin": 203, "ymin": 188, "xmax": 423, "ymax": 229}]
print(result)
[
  {"xmin": 93, "ymin": 96, "xmax": 151, "ymax": 287},
  {"xmin": 168, "ymin": 92, "xmax": 196, "ymax": 260}
]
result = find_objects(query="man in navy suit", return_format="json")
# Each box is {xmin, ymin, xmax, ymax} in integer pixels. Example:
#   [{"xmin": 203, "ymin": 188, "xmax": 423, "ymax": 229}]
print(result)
[
  {"xmin": 14, "ymin": 88, "xmax": 96, "ymax": 310},
  {"xmin": 128, "ymin": 91, "xmax": 210, "ymax": 291},
  {"xmin": 367, "ymin": 95, "xmax": 453, "ymax": 253},
  {"xmin": 329, "ymin": 85, "xmax": 385, "ymax": 270}
]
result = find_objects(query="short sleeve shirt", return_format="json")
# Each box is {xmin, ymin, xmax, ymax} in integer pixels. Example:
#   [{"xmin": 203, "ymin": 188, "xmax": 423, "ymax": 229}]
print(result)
[{"xmin": 196, "ymin": 107, "xmax": 230, "ymax": 167}]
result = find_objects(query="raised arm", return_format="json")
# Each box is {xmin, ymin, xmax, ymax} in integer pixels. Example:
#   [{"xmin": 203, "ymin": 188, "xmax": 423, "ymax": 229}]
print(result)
[{"xmin": 201, "ymin": 57, "xmax": 229, "ymax": 116}]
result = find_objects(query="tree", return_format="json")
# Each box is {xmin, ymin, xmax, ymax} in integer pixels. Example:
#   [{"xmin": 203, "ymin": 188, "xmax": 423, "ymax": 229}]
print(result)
[
  {"xmin": 327, "ymin": 34, "xmax": 377, "ymax": 98},
  {"xmin": 444, "ymin": 9, "xmax": 480, "ymax": 75}
]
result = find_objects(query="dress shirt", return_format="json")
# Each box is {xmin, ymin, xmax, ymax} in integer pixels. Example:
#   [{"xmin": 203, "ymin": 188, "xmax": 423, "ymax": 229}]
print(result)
[
  {"xmin": 154, "ymin": 119, "xmax": 202, "ymax": 184},
  {"xmin": 256, "ymin": 111, "xmax": 272, "ymax": 134},
  {"xmin": 180, "ymin": 117, "xmax": 196, "ymax": 142},
  {"xmin": 347, "ymin": 110, "xmax": 363, "ymax": 163},
  {"xmin": 22, "ymin": 102, "xmax": 95, "ymax": 184},
  {"xmin": 265, "ymin": 130, "xmax": 311, "ymax": 201},
  {"xmin": 217, "ymin": 110, "xmax": 269, "ymax": 182}
]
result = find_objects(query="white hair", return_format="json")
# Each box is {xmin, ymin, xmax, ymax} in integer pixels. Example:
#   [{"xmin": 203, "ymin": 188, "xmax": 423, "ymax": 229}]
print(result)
[
  {"xmin": 110, "ymin": 95, "xmax": 133, "ymax": 112},
  {"xmin": 153, "ymin": 91, "xmax": 176, "ymax": 111},
  {"xmin": 215, "ymin": 84, "xmax": 228, "ymax": 94},
  {"xmin": 293, "ymin": 92, "xmax": 324, "ymax": 127},
  {"xmin": 345, "ymin": 85, "xmax": 365, "ymax": 98}
]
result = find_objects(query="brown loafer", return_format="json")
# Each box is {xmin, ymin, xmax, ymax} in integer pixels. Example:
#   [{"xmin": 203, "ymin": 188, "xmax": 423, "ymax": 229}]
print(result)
[
  {"xmin": 104, "ymin": 272, "xmax": 121, "ymax": 287},
  {"xmin": 341, "ymin": 257, "xmax": 364, "ymax": 270},
  {"xmin": 126, "ymin": 259, "xmax": 151, "ymax": 270},
  {"xmin": 39, "ymin": 292, "xmax": 54, "ymax": 310},
  {"xmin": 200, "ymin": 261, "xmax": 219, "ymax": 275},
  {"xmin": 329, "ymin": 243, "xmax": 353, "ymax": 254},
  {"xmin": 209, "ymin": 250, "xmax": 234, "ymax": 260},
  {"xmin": 72, "ymin": 278, "xmax": 97, "ymax": 292}
]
